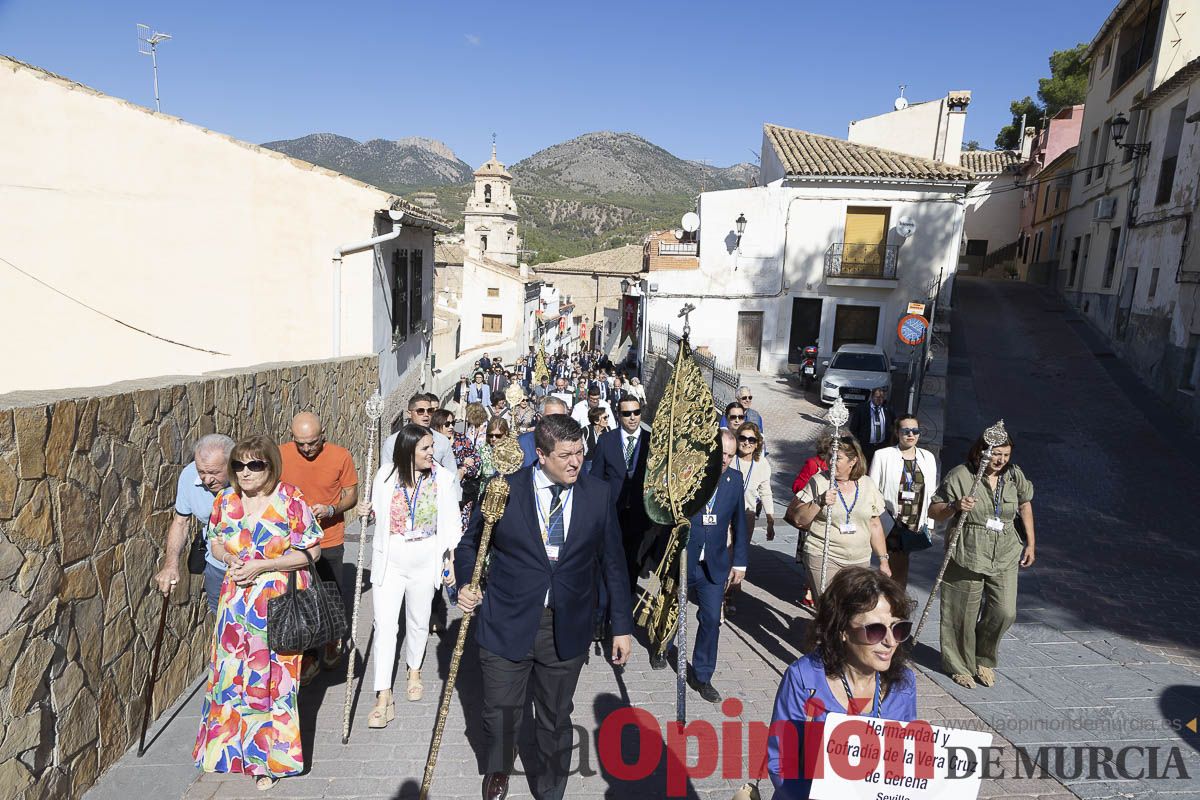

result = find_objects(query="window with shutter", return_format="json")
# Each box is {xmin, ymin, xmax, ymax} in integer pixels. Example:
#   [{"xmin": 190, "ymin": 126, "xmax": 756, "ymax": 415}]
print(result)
[
  {"xmin": 410, "ymin": 249, "xmax": 424, "ymax": 334},
  {"xmin": 392, "ymin": 250, "xmax": 409, "ymax": 343}
]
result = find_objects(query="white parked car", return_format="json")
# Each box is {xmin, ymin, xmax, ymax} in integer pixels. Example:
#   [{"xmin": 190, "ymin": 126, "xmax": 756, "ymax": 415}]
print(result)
[{"xmin": 819, "ymin": 344, "xmax": 892, "ymax": 405}]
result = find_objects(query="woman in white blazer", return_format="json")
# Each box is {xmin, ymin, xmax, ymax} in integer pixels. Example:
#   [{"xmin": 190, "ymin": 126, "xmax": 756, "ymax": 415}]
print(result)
[
  {"xmin": 368, "ymin": 423, "xmax": 462, "ymax": 727},
  {"xmin": 868, "ymin": 414, "xmax": 938, "ymax": 590}
]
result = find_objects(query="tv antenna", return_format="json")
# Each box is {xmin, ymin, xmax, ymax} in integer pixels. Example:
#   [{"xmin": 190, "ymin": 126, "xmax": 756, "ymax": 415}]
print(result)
[{"xmin": 137, "ymin": 23, "xmax": 172, "ymax": 112}]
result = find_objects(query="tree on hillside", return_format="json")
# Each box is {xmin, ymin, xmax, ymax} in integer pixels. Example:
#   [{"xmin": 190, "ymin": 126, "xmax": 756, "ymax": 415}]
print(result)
[{"xmin": 994, "ymin": 44, "xmax": 1089, "ymax": 149}]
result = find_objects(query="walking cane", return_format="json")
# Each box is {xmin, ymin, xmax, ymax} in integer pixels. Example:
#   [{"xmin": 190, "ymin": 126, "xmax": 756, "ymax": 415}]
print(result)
[
  {"xmin": 912, "ymin": 420, "xmax": 1007, "ymax": 642},
  {"xmin": 420, "ymin": 430, "xmax": 524, "ymax": 800},
  {"xmin": 341, "ymin": 393, "xmax": 384, "ymax": 745},
  {"xmin": 137, "ymin": 590, "xmax": 171, "ymax": 757},
  {"xmin": 818, "ymin": 398, "xmax": 850, "ymax": 595}
]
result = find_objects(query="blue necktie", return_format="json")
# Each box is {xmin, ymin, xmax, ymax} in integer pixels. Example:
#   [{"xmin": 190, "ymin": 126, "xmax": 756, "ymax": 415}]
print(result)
[{"xmin": 546, "ymin": 485, "xmax": 566, "ymax": 551}]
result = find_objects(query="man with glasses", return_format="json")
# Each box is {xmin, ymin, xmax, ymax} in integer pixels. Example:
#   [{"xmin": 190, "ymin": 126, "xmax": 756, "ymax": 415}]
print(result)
[
  {"xmin": 152, "ymin": 433, "xmax": 235, "ymax": 614},
  {"xmin": 281, "ymin": 412, "xmax": 359, "ymax": 682},
  {"xmin": 849, "ymin": 386, "xmax": 895, "ymax": 463},
  {"xmin": 735, "ymin": 386, "xmax": 764, "ymax": 431},
  {"xmin": 385, "ymin": 393, "xmax": 459, "ymax": 479},
  {"xmin": 590, "ymin": 397, "xmax": 653, "ymax": 594}
]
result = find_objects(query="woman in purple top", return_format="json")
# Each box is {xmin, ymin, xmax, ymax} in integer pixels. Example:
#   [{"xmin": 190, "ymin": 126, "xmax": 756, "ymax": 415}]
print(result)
[{"xmin": 768, "ymin": 567, "xmax": 918, "ymax": 798}]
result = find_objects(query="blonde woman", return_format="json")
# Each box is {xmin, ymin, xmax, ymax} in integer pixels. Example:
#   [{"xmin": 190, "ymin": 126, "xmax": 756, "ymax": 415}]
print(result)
[
  {"xmin": 868, "ymin": 414, "xmax": 937, "ymax": 591},
  {"xmin": 785, "ymin": 436, "xmax": 890, "ymax": 600},
  {"xmin": 368, "ymin": 424, "xmax": 462, "ymax": 726},
  {"xmin": 725, "ymin": 421, "xmax": 775, "ymax": 614}
]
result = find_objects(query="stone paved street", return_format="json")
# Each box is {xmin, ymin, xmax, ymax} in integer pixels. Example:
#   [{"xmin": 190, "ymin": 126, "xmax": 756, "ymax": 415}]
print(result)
[{"xmin": 87, "ymin": 360, "xmax": 1083, "ymax": 799}]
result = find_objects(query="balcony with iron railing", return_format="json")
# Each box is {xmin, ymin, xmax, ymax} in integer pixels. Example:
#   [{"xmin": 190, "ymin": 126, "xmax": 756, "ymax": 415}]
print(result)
[
  {"xmin": 657, "ymin": 241, "xmax": 698, "ymax": 256},
  {"xmin": 824, "ymin": 242, "xmax": 899, "ymax": 285}
]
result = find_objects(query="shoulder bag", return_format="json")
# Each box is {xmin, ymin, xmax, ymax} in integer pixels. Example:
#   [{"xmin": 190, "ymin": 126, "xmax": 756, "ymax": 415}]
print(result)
[
  {"xmin": 187, "ymin": 531, "xmax": 209, "ymax": 575},
  {"xmin": 267, "ymin": 548, "xmax": 349, "ymax": 654}
]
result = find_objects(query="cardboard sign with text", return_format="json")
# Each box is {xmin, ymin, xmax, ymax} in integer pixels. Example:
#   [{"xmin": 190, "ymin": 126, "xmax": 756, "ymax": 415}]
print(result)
[{"xmin": 810, "ymin": 713, "xmax": 993, "ymax": 800}]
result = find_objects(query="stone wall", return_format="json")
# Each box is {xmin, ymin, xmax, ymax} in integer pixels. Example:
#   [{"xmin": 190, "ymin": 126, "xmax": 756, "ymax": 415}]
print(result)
[{"xmin": 0, "ymin": 356, "xmax": 376, "ymax": 799}]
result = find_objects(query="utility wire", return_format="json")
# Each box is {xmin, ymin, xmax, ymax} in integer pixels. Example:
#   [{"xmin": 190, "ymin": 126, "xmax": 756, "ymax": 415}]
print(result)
[{"xmin": 0, "ymin": 254, "xmax": 230, "ymax": 356}]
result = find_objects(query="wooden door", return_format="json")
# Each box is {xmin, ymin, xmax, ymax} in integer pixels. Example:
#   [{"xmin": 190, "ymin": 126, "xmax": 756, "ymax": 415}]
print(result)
[
  {"xmin": 843, "ymin": 207, "xmax": 890, "ymax": 274},
  {"xmin": 736, "ymin": 312, "xmax": 763, "ymax": 370}
]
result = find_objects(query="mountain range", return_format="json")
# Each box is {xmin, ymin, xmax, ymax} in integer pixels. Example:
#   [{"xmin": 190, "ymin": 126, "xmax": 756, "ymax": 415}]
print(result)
[{"xmin": 261, "ymin": 131, "xmax": 757, "ymax": 262}]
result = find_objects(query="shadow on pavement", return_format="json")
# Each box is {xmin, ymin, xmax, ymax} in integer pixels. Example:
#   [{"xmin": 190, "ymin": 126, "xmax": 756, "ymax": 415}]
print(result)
[{"xmin": 592, "ymin": 690, "xmax": 701, "ymax": 799}]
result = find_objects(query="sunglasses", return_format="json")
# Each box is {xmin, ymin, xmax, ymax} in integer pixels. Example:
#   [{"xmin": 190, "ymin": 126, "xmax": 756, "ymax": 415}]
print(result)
[
  {"xmin": 487, "ymin": 433, "xmax": 504, "ymax": 441},
  {"xmin": 739, "ymin": 395, "xmax": 752, "ymax": 401},
  {"xmin": 412, "ymin": 406, "xmax": 433, "ymax": 414},
  {"xmin": 849, "ymin": 620, "xmax": 913, "ymax": 645},
  {"xmin": 738, "ymin": 435, "xmax": 759, "ymax": 444},
  {"xmin": 728, "ymin": 415, "xmax": 745, "ymax": 422},
  {"xmin": 899, "ymin": 427, "xmax": 922, "ymax": 436},
  {"xmin": 620, "ymin": 409, "xmax": 641, "ymax": 417},
  {"xmin": 443, "ymin": 420, "xmax": 456, "ymax": 427},
  {"xmin": 231, "ymin": 459, "xmax": 269, "ymax": 473}
]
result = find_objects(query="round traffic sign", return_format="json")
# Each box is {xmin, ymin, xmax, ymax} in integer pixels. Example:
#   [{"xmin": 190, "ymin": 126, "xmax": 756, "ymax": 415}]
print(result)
[{"xmin": 897, "ymin": 314, "xmax": 929, "ymax": 346}]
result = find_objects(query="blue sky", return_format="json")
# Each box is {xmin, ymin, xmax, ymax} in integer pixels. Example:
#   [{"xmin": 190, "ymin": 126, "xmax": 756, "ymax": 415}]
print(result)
[{"xmin": 1, "ymin": 0, "xmax": 1114, "ymax": 169}]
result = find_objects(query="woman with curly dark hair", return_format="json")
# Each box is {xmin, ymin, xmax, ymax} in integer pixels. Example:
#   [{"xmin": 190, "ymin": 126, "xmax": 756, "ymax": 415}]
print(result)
[{"xmin": 767, "ymin": 567, "xmax": 918, "ymax": 799}]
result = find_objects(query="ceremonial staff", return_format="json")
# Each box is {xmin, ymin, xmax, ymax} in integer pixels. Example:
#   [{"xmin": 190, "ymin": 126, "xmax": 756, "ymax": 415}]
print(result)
[
  {"xmin": 341, "ymin": 393, "xmax": 384, "ymax": 744},
  {"xmin": 420, "ymin": 428, "xmax": 524, "ymax": 799},
  {"xmin": 638, "ymin": 304, "xmax": 721, "ymax": 724},
  {"xmin": 912, "ymin": 419, "xmax": 1008, "ymax": 642},
  {"xmin": 818, "ymin": 397, "xmax": 850, "ymax": 594}
]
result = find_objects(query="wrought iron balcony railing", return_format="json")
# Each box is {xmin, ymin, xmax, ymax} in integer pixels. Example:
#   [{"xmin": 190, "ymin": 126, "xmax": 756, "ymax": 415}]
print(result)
[{"xmin": 824, "ymin": 242, "xmax": 899, "ymax": 279}]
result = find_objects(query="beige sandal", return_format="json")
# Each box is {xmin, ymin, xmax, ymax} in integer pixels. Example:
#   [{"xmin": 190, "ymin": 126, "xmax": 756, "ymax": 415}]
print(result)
[
  {"xmin": 255, "ymin": 776, "xmax": 278, "ymax": 791},
  {"xmin": 975, "ymin": 666, "xmax": 996, "ymax": 687},
  {"xmin": 406, "ymin": 668, "xmax": 424, "ymax": 701},
  {"xmin": 950, "ymin": 673, "xmax": 976, "ymax": 689},
  {"xmin": 367, "ymin": 690, "xmax": 395, "ymax": 728}
]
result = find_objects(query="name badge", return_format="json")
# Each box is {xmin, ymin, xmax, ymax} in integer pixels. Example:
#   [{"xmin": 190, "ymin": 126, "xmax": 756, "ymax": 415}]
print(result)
[
  {"xmin": 985, "ymin": 517, "xmax": 1005, "ymax": 532},
  {"xmin": 840, "ymin": 522, "xmax": 857, "ymax": 534},
  {"xmin": 702, "ymin": 514, "xmax": 718, "ymax": 526},
  {"xmin": 900, "ymin": 491, "xmax": 916, "ymax": 502},
  {"xmin": 545, "ymin": 544, "xmax": 560, "ymax": 561}
]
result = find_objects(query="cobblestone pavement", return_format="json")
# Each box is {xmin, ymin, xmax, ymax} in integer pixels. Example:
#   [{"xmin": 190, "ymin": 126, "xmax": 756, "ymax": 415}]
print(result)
[
  {"xmin": 89, "ymin": 364, "xmax": 1082, "ymax": 799},
  {"xmin": 902, "ymin": 278, "xmax": 1200, "ymax": 800}
]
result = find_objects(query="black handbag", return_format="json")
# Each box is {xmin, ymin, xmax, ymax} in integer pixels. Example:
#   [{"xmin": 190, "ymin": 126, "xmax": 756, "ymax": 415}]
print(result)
[
  {"xmin": 186, "ymin": 531, "xmax": 208, "ymax": 575},
  {"xmin": 267, "ymin": 548, "xmax": 348, "ymax": 654},
  {"xmin": 894, "ymin": 519, "xmax": 933, "ymax": 552}
]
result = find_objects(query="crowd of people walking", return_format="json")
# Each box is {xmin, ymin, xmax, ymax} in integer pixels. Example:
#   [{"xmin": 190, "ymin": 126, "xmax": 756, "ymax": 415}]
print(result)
[{"xmin": 150, "ymin": 345, "xmax": 1035, "ymax": 798}]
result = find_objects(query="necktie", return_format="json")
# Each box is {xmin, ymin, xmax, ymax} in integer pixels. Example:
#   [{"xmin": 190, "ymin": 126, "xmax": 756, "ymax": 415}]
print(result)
[
  {"xmin": 546, "ymin": 485, "xmax": 566, "ymax": 549},
  {"xmin": 624, "ymin": 433, "xmax": 638, "ymax": 472},
  {"xmin": 873, "ymin": 405, "xmax": 882, "ymax": 443}
]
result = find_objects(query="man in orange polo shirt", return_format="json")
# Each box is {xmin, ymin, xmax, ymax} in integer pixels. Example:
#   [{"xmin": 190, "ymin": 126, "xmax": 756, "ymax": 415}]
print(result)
[{"xmin": 281, "ymin": 411, "xmax": 359, "ymax": 683}]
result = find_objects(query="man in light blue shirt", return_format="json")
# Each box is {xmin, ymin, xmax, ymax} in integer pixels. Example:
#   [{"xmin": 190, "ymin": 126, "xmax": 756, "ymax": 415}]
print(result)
[{"xmin": 152, "ymin": 433, "xmax": 234, "ymax": 613}]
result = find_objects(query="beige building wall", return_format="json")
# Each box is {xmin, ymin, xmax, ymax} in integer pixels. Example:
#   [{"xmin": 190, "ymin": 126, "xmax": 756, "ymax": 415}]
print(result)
[
  {"xmin": 0, "ymin": 58, "xmax": 404, "ymax": 395},
  {"xmin": 847, "ymin": 92, "xmax": 969, "ymax": 165}
]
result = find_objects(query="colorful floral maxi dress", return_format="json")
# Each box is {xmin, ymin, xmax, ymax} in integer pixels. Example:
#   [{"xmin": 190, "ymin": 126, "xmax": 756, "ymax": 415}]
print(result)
[{"xmin": 193, "ymin": 481, "xmax": 323, "ymax": 777}]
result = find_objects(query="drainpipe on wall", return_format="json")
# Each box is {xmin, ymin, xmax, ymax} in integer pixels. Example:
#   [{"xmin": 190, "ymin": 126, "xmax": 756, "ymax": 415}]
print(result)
[{"xmin": 331, "ymin": 209, "xmax": 409, "ymax": 357}]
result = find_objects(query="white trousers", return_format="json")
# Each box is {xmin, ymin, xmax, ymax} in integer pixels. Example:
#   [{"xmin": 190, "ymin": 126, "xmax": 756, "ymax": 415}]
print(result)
[{"xmin": 372, "ymin": 536, "xmax": 441, "ymax": 691}]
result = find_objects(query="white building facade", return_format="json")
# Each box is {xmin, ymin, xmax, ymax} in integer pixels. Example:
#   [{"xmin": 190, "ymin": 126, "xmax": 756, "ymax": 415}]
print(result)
[{"xmin": 645, "ymin": 124, "xmax": 970, "ymax": 375}]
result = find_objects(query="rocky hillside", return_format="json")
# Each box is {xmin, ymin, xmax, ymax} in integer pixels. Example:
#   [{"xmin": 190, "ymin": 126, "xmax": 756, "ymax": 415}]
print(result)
[
  {"xmin": 262, "ymin": 130, "xmax": 757, "ymax": 262},
  {"xmin": 261, "ymin": 133, "xmax": 473, "ymax": 190}
]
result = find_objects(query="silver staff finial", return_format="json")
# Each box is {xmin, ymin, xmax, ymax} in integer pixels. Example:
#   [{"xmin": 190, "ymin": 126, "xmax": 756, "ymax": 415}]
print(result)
[
  {"xmin": 826, "ymin": 397, "xmax": 850, "ymax": 428},
  {"xmin": 983, "ymin": 419, "xmax": 1007, "ymax": 447},
  {"xmin": 677, "ymin": 303, "xmax": 696, "ymax": 337},
  {"xmin": 364, "ymin": 392, "xmax": 384, "ymax": 421}
]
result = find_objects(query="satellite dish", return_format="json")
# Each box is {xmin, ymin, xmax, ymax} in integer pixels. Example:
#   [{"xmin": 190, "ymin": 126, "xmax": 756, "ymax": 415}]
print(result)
[
  {"xmin": 673, "ymin": 229, "xmax": 684, "ymax": 241},
  {"xmin": 681, "ymin": 212, "xmax": 699, "ymax": 233},
  {"xmin": 896, "ymin": 217, "xmax": 917, "ymax": 238},
  {"xmin": 894, "ymin": 96, "xmax": 909, "ymax": 111}
]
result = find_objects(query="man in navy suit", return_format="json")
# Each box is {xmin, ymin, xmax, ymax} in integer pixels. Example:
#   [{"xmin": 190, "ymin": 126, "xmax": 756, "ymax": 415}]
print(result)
[
  {"xmin": 589, "ymin": 396, "xmax": 653, "ymax": 591},
  {"xmin": 649, "ymin": 429, "xmax": 747, "ymax": 704},
  {"xmin": 457, "ymin": 414, "xmax": 633, "ymax": 800}
]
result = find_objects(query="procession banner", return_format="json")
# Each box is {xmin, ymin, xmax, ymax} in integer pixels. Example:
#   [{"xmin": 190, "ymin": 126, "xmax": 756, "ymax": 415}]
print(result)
[
  {"xmin": 810, "ymin": 713, "xmax": 993, "ymax": 800},
  {"xmin": 621, "ymin": 295, "xmax": 638, "ymax": 344}
]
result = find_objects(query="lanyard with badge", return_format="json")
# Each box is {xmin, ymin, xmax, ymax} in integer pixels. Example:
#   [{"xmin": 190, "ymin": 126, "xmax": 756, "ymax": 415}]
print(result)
[
  {"xmin": 837, "ymin": 478, "xmax": 860, "ymax": 534},
  {"xmin": 702, "ymin": 489, "xmax": 719, "ymax": 527},
  {"xmin": 738, "ymin": 457, "xmax": 754, "ymax": 490},
  {"xmin": 533, "ymin": 469, "xmax": 572, "ymax": 562},
  {"xmin": 900, "ymin": 457, "xmax": 918, "ymax": 503},
  {"xmin": 986, "ymin": 474, "xmax": 1006, "ymax": 532},
  {"xmin": 400, "ymin": 475, "xmax": 427, "ymax": 540}
]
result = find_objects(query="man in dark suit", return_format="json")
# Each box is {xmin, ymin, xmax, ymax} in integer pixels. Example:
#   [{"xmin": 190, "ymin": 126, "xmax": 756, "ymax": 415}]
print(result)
[
  {"xmin": 589, "ymin": 396, "xmax": 653, "ymax": 591},
  {"xmin": 649, "ymin": 429, "xmax": 747, "ymax": 703},
  {"xmin": 848, "ymin": 386, "xmax": 895, "ymax": 463},
  {"xmin": 457, "ymin": 415, "xmax": 632, "ymax": 800},
  {"xmin": 489, "ymin": 365, "xmax": 510, "ymax": 398},
  {"xmin": 478, "ymin": 352, "xmax": 492, "ymax": 373}
]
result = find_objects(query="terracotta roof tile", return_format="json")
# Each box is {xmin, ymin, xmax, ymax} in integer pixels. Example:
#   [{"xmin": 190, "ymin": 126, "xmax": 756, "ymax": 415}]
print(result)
[
  {"xmin": 533, "ymin": 245, "xmax": 644, "ymax": 275},
  {"xmin": 764, "ymin": 123, "xmax": 975, "ymax": 182},
  {"xmin": 959, "ymin": 149, "xmax": 1021, "ymax": 175}
]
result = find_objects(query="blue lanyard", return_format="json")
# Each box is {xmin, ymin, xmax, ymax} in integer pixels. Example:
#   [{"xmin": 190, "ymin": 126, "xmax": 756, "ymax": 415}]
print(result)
[
  {"xmin": 704, "ymin": 488, "xmax": 719, "ymax": 517},
  {"xmin": 533, "ymin": 469, "xmax": 572, "ymax": 542},
  {"xmin": 840, "ymin": 671, "xmax": 882, "ymax": 718},
  {"xmin": 837, "ymin": 479, "xmax": 860, "ymax": 521},
  {"xmin": 993, "ymin": 474, "xmax": 1005, "ymax": 518},
  {"xmin": 738, "ymin": 457, "xmax": 754, "ymax": 488},
  {"xmin": 401, "ymin": 474, "xmax": 425, "ymax": 530}
]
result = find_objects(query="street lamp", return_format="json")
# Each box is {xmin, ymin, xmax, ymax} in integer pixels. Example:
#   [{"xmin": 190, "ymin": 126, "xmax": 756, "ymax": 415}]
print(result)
[
  {"xmin": 1111, "ymin": 112, "xmax": 1150, "ymax": 157},
  {"xmin": 620, "ymin": 278, "xmax": 631, "ymax": 294},
  {"xmin": 735, "ymin": 213, "xmax": 747, "ymax": 248}
]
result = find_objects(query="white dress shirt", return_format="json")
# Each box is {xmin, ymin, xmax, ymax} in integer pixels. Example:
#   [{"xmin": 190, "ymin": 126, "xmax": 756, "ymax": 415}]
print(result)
[
  {"xmin": 533, "ymin": 467, "xmax": 575, "ymax": 606},
  {"xmin": 571, "ymin": 399, "xmax": 616, "ymax": 431}
]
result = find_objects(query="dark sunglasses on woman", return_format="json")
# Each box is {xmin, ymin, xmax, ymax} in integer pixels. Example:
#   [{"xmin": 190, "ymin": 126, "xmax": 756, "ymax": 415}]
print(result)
[
  {"xmin": 231, "ymin": 459, "xmax": 268, "ymax": 473},
  {"xmin": 738, "ymin": 435, "xmax": 758, "ymax": 444},
  {"xmin": 849, "ymin": 620, "xmax": 913, "ymax": 645}
]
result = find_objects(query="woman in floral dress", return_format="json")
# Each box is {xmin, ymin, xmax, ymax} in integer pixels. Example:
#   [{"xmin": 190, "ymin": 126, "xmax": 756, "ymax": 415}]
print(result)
[{"xmin": 193, "ymin": 434, "xmax": 323, "ymax": 792}]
